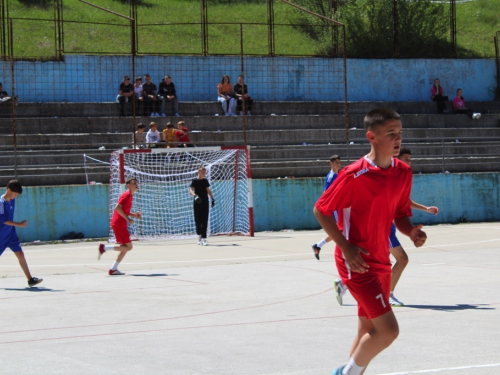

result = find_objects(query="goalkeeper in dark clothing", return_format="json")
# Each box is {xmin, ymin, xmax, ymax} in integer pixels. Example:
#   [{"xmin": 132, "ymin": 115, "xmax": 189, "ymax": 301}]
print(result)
[{"xmin": 189, "ymin": 167, "xmax": 215, "ymax": 246}]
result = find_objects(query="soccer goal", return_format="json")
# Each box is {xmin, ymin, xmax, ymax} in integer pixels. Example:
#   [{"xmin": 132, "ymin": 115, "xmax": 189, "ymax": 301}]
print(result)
[{"xmin": 108, "ymin": 146, "xmax": 253, "ymax": 242}]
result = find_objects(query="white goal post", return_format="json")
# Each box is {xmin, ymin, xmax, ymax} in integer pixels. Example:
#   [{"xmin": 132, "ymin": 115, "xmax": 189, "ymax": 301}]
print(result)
[{"xmin": 108, "ymin": 146, "xmax": 254, "ymax": 242}]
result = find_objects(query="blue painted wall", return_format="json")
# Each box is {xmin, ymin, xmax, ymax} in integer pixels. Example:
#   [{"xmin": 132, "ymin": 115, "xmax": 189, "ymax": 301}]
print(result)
[
  {"xmin": 12, "ymin": 173, "xmax": 500, "ymax": 242},
  {"xmin": 1, "ymin": 57, "xmax": 496, "ymax": 102}
]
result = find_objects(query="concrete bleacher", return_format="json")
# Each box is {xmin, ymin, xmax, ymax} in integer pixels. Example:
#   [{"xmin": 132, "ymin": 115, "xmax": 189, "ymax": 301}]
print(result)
[{"xmin": 0, "ymin": 100, "xmax": 499, "ymax": 186}]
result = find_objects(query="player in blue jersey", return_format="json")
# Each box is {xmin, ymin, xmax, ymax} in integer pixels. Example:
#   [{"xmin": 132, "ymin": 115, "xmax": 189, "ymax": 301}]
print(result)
[
  {"xmin": 311, "ymin": 155, "xmax": 341, "ymax": 260},
  {"xmin": 0, "ymin": 180, "xmax": 43, "ymax": 287}
]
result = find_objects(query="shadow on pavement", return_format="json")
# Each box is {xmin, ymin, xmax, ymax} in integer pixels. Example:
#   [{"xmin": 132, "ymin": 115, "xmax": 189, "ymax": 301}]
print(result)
[{"xmin": 404, "ymin": 304, "xmax": 494, "ymax": 311}]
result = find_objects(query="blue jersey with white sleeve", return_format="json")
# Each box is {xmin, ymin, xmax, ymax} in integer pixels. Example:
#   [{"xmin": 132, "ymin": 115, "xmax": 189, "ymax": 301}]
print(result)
[
  {"xmin": 0, "ymin": 196, "xmax": 18, "ymax": 244},
  {"xmin": 324, "ymin": 171, "xmax": 338, "ymax": 191},
  {"xmin": 324, "ymin": 171, "xmax": 339, "ymax": 221}
]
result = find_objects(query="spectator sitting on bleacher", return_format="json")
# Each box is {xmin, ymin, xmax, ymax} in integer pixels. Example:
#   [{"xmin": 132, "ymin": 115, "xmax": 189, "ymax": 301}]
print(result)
[
  {"xmin": 133, "ymin": 123, "xmax": 146, "ymax": 148},
  {"xmin": 0, "ymin": 83, "xmax": 19, "ymax": 106},
  {"xmin": 162, "ymin": 122, "xmax": 177, "ymax": 148},
  {"xmin": 146, "ymin": 122, "xmax": 161, "ymax": 146},
  {"xmin": 234, "ymin": 75, "xmax": 253, "ymax": 116},
  {"xmin": 453, "ymin": 88, "xmax": 481, "ymax": 120},
  {"xmin": 176, "ymin": 121, "xmax": 193, "ymax": 147},
  {"xmin": 117, "ymin": 76, "xmax": 134, "ymax": 117},
  {"xmin": 430, "ymin": 78, "xmax": 449, "ymax": 114},
  {"xmin": 217, "ymin": 75, "xmax": 237, "ymax": 116},
  {"xmin": 133, "ymin": 76, "xmax": 144, "ymax": 115},
  {"xmin": 142, "ymin": 74, "xmax": 160, "ymax": 118},
  {"xmin": 158, "ymin": 75, "xmax": 180, "ymax": 117}
]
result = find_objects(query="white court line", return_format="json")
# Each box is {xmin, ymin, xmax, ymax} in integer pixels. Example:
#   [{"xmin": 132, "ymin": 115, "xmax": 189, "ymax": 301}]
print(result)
[
  {"xmin": 375, "ymin": 363, "xmax": 500, "ymax": 374},
  {"xmin": 0, "ymin": 252, "xmax": 313, "ymax": 269}
]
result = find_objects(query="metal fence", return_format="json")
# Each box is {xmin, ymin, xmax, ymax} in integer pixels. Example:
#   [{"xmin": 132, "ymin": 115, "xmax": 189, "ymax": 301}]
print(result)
[{"xmin": 0, "ymin": 0, "xmax": 479, "ymax": 60}]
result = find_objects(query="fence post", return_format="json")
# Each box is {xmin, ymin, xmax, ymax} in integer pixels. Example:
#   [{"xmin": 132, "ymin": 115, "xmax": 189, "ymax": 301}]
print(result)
[
  {"xmin": 267, "ymin": 0, "xmax": 274, "ymax": 56},
  {"xmin": 201, "ymin": 0, "xmax": 208, "ymax": 56},
  {"xmin": 55, "ymin": 0, "xmax": 63, "ymax": 60},
  {"xmin": 240, "ymin": 24, "xmax": 247, "ymax": 145},
  {"xmin": 450, "ymin": 0, "xmax": 457, "ymax": 57},
  {"xmin": 0, "ymin": 0, "xmax": 6, "ymax": 58},
  {"xmin": 392, "ymin": 0, "xmax": 398, "ymax": 57},
  {"xmin": 8, "ymin": 18, "xmax": 16, "ymax": 178}
]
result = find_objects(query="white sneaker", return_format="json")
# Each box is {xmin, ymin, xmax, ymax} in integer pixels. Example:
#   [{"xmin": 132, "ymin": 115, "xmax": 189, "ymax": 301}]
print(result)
[
  {"xmin": 389, "ymin": 293, "xmax": 404, "ymax": 306},
  {"xmin": 201, "ymin": 238, "xmax": 208, "ymax": 246},
  {"xmin": 473, "ymin": 113, "xmax": 481, "ymax": 120},
  {"xmin": 334, "ymin": 279, "xmax": 347, "ymax": 306},
  {"xmin": 197, "ymin": 235, "xmax": 202, "ymax": 245}
]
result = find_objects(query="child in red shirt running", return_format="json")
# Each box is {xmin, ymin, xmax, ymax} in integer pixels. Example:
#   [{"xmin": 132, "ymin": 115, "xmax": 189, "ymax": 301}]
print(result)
[
  {"xmin": 98, "ymin": 178, "xmax": 141, "ymax": 275},
  {"xmin": 314, "ymin": 108, "xmax": 427, "ymax": 375}
]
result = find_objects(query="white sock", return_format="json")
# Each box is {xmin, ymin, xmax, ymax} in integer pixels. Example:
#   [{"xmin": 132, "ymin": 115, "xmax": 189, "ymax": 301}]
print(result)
[
  {"xmin": 317, "ymin": 239, "xmax": 327, "ymax": 248},
  {"xmin": 104, "ymin": 244, "xmax": 114, "ymax": 251},
  {"xmin": 343, "ymin": 358, "xmax": 365, "ymax": 375},
  {"xmin": 111, "ymin": 261, "xmax": 120, "ymax": 271}
]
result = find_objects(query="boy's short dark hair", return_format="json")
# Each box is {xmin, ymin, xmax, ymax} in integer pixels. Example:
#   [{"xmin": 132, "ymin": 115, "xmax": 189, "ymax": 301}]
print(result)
[
  {"xmin": 137, "ymin": 123, "xmax": 145, "ymax": 130},
  {"xmin": 399, "ymin": 148, "xmax": 411, "ymax": 157},
  {"xmin": 364, "ymin": 108, "xmax": 401, "ymax": 131},
  {"xmin": 144, "ymin": 74, "xmax": 150, "ymax": 78},
  {"xmin": 7, "ymin": 179, "xmax": 22, "ymax": 194},
  {"xmin": 330, "ymin": 155, "xmax": 340, "ymax": 163},
  {"xmin": 126, "ymin": 177, "xmax": 138, "ymax": 185},
  {"xmin": 166, "ymin": 122, "xmax": 174, "ymax": 128},
  {"xmin": 123, "ymin": 76, "xmax": 130, "ymax": 80},
  {"xmin": 135, "ymin": 77, "xmax": 142, "ymax": 81},
  {"xmin": 165, "ymin": 75, "xmax": 171, "ymax": 79}
]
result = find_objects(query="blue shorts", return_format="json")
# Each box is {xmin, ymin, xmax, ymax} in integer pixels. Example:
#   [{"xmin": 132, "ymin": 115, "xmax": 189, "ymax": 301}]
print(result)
[
  {"xmin": 389, "ymin": 223, "xmax": 401, "ymax": 249},
  {"xmin": 0, "ymin": 236, "xmax": 22, "ymax": 256}
]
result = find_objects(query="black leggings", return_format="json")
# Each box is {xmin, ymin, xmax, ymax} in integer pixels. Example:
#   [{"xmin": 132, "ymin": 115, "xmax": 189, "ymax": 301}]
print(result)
[
  {"xmin": 432, "ymin": 95, "xmax": 448, "ymax": 114},
  {"xmin": 454, "ymin": 108, "xmax": 473, "ymax": 119},
  {"xmin": 193, "ymin": 202, "xmax": 209, "ymax": 239}
]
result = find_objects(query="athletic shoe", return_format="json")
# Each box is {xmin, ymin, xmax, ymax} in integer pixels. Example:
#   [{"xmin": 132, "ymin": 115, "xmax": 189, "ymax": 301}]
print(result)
[
  {"xmin": 246, "ymin": 111, "xmax": 251, "ymax": 116},
  {"xmin": 150, "ymin": 112, "xmax": 155, "ymax": 117},
  {"xmin": 238, "ymin": 111, "xmax": 243, "ymax": 116},
  {"xmin": 332, "ymin": 365, "xmax": 345, "ymax": 375},
  {"xmin": 311, "ymin": 244, "xmax": 321, "ymax": 260},
  {"xmin": 389, "ymin": 294, "xmax": 404, "ymax": 307},
  {"xmin": 473, "ymin": 113, "xmax": 481, "ymax": 120},
  {"xmin": 109, "ymin": 269, "xmax": 125, "ymax": 276},
  {"xmin": 154, "ymin": 112, "xmax": 160, "ymax": 117},
  {"xmin": 161, "ymin": 113, "xmax": 166, "ymax": 117},
  {"xmin": 174, "ymin": 113, "xmax": 180, "ymax": 117},
  {"xmin": 98, "ymin": 243, "xmax": 105, "ymax": 260},
  {"xmin": 201, "ymin": 239, "xmax": 208, "ymax": 246},
  {"xmin": 334, "ymin": 278, "xmax": 347, "ymax": 306},
  {"xmin": 28, "ymin": 277, "xmax": 43, "ymax": 287},
  {"xmin": 197, "ymin": 235, "xmax": 202, "ymax": 245}
]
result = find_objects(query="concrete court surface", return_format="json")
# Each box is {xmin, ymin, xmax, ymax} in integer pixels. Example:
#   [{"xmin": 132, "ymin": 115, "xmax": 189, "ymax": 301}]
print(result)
[{"xmin": 0, "ymin": 223, "xmax": 499, "ymax": 375}]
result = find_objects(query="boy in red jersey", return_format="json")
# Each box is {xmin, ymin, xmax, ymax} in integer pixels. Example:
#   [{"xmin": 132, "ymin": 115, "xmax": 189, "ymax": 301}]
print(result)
[
  {"xmin": 314, "ymin": 108, "xmax": 427, "ymax": 375},
  {"xmin": 98, "ymin": 178, "xmax": 141, "ymax": 275}
]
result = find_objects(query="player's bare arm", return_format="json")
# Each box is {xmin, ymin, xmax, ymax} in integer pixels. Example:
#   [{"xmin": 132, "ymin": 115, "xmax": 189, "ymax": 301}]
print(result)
[
  {"xmin": 313, "ymin": 207, "xmax": 369, "ymax": 273},
  {"xmin": 394, "ymin": 216, "xmax": 427, "ymax": 247},
  {"xmin": 207, "ymin": 187, "xmax": 214, "ymax": 201},
  {"xmin": 410, "ymin": 200, "xmax": 439, "ymax": 215},
  {"xmin": 3, "ymin": 219, "xmax": 27, "ymax": 227},
  {"xmin": 114, "ymin": 203, "xmax": 134, "ymax": 224}
]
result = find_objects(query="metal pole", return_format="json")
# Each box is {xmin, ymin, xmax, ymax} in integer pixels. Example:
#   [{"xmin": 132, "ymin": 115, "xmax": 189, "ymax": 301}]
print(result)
[
  {"xmin": 201, "ymin": 0, "xmax": 208, "ymax": 56},
  {"xmin": 393, "ymin": 0, "xmax": 398, "ymax": 57},
  {"xmin": 342, "ymin": 26, "xmax": 349, "ymax": 144},
  {"xmin": 240, "ymin": 24, "xmax": 247, "ymax": 145},
  {"xmin": 494, "ymin": 35, "xmax": 500, "ymax": 94},
  {"xmin": 9, "ymin": 19, "xmax": 16, "ymax": 179},
  {"xmin": 267, "ymin": 0, "xmax": 274, "ymax": 56},
  {"xmin": 450, "ymin": 0, "xmax": 457, "ymax": 57},
  {"xmin": 0, "ymin": 0, "xmax": 6, "ymax": 58}
]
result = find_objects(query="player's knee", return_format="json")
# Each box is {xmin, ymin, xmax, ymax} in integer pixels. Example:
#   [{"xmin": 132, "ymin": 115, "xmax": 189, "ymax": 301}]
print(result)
[{"xmin": 380, "ymin": 325, "xmax": 399, "ymax": 347}]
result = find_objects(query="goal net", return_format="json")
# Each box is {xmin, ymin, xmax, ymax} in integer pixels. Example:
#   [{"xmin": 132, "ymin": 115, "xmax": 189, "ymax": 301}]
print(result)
[{"xmin": 108, "ymin": 146, "xmax": 253, "ymax": 242}]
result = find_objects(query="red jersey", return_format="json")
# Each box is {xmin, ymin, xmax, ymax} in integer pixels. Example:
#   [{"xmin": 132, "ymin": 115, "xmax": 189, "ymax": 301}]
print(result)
[
  {"xmin": 176, "ymin": 127, "xmax": 190, "ymax": 143},
  {"xmin": 315, "ymin": 156, "xmax": 412, "ymax": 278},
  {"xmin": 111, "ymin": 190, "xmax": 133, "ymax": 226}
]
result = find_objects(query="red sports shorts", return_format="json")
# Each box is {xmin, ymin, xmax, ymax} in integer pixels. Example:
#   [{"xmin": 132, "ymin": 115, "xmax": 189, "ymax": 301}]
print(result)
[
  {"xmin": 345, "ymin": 271, "xmax": 392, "ymax": 319},
  {"xmin": 111, "ymin": 223, "xmax": 131, "ymax": 244}
]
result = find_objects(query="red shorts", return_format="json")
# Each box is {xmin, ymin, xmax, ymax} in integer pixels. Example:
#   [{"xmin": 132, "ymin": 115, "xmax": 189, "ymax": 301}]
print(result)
[
  {"xmin": 345, "ymin": 272, "xmax": 391, "ymax": 319},
  {"xmin": 111, "ymin": 223, "xmax": 131, "ymax": 244}
]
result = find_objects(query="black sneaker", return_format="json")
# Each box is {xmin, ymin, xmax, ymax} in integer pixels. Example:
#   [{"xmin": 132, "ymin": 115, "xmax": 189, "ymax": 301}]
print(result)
[
  {"xmin": 28, "ymin": 277, "xmax": 43, "ymax": 287},
  {"xmin": 311, "ymin": 244, "xmax": 321, "ymax": 260}
]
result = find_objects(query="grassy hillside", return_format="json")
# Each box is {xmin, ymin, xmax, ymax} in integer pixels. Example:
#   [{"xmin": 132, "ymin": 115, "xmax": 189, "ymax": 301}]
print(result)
[{"xmin": 4, "ymin": 0, "xmax": 499, "ymax": 58}]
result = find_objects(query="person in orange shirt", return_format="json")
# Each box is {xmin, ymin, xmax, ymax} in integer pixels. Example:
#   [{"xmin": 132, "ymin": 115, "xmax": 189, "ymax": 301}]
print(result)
[
  {"xmin": 162, "ymin": 122, "xmax": 177, "ymax": 148},
  {"xmin": 217, "ymin": 75, "xmax": 237, "ymax": 116}
]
